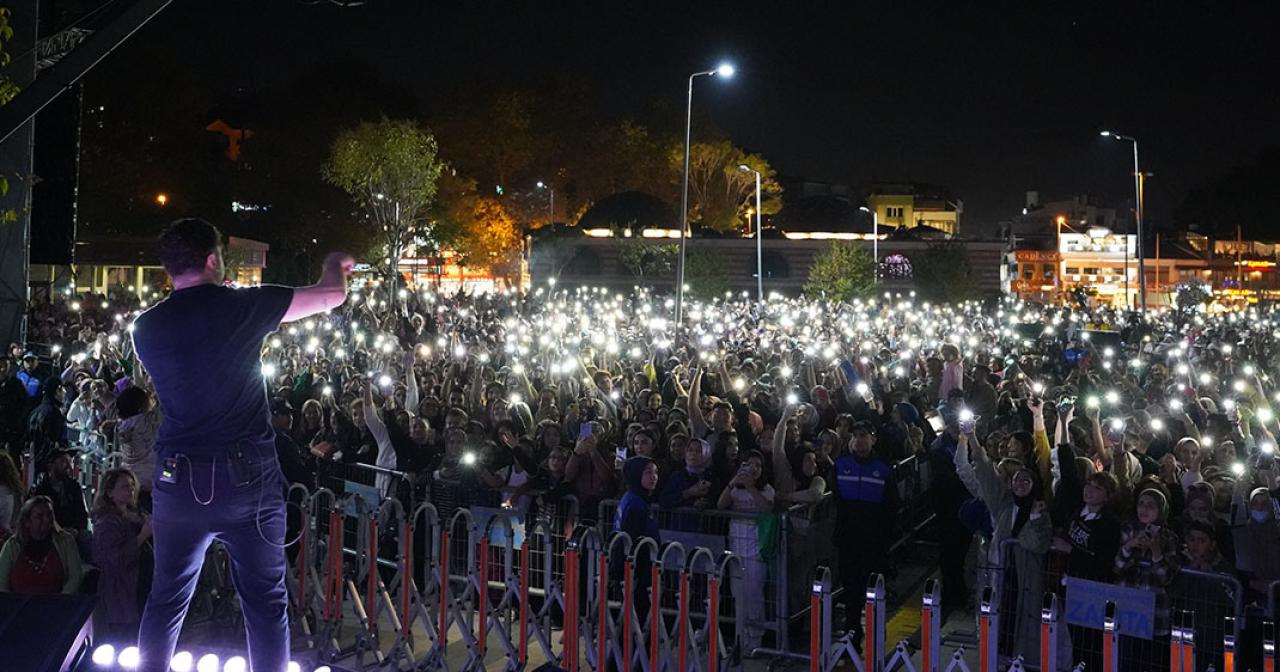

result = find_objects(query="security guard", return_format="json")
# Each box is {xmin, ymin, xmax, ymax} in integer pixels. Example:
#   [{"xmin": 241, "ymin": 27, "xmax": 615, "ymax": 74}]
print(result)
[{"xmin": 832, "ymin": 421, "xmax": 897, "ymax": 646}]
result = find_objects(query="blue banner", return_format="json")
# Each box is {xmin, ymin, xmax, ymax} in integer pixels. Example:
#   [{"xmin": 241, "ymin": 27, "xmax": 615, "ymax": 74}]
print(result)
[{"xmin": 1064, "ymin": 577, "xmax": 1157, "ymax": 639}]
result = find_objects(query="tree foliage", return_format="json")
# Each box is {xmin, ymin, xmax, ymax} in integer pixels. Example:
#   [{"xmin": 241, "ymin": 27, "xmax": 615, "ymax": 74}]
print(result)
[
  {"xmin": 1, "ymin": 8, "xmax": 23, "ymax": 224},
  {"xmin": 322, "ymin": 118, "xmax": 445, "ymax": 280},
  {"xmin": 617, "ymin": 240, "xmax": 677, "ymax": 280},
  {"xmin": 803, "ymin": 242, "xmax": 876, "ymax": 301},
  {"xmin": 431, "ymin": 173, "xmax": 523, "ymax": 278},
  {"xmin": 676, "ymin": 140, "xmax": 782, "ymax": 234},
  {"xmin": 910, "ymin": 241, "xmax": 979, "ymax": 303},
  {"xmin": 684, "ymin": 248, "xmax": 729, "ymax": 300}
]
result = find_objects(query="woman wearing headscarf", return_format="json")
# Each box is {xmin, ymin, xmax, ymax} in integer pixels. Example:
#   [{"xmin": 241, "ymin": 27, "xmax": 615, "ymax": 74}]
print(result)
[
  {"xmin": 1114, "ymin": 487, "xmax": 1180, "ymax": 668},
  {"xmin": 613, "ymin": 456, "xmax": 660, "ymax": 622}
]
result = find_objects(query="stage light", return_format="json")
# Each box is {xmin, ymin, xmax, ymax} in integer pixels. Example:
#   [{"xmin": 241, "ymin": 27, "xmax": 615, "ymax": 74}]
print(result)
[
  {"xmin": 195, "ymin": 654, "xmax": 219, "ymax": 672},
  {"xmin": 223, "ymin": 656, "xmax": 247, "ymax": 672},
  {"xmin": 91, "ymin": 644, "xmax": 115, "ymax": 666},
  {"xmin": 118, "ymin": 646, "xmax": 140, "ymax": 669},
  {"xmin": 170, "ymin": 651, "xmax": 194, "ymax": 672},
  {"xmin": 288, "ymin": 662, "xmax": 302, "ymax": 672}
]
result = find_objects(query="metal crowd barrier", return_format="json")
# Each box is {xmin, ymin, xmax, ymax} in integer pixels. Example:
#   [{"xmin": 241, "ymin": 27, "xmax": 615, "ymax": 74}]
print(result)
[
  {"xmin": 278, "ymin": 484, "xmax": 749, "ymax": 671},
  {"xmin": 596, "ymin": 498, "xmax": 787, "ymax": 658},
  {"xmin": 986, "ymin": 541, "xmax": 1245, "ymax": 672},
  {"xmin": 889, "ymin": 453, "xmax": 935, "ymax": 553}
]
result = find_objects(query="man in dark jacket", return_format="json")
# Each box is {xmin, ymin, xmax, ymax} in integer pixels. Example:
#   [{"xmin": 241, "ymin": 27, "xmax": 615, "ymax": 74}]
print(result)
[
  {"xmin": 31, "ymin": 448, "xmax": 89, "ymax": 534},
  {"xmin": 26, "ymin": 376, "xmax": 68, "ymax": 468},
  {"xmin": 929, "ymin": 410, "xmax": 971, "ymax": 616},
  {"xmin": 833, "ymin": 421, "xmax": 897, "ymax": 646}
]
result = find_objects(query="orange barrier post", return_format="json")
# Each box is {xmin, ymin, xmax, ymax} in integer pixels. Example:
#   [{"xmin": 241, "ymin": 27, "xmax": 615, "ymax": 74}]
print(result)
[
  {"xmin": 865, "ymin": 575, "xmax": 885, "ymax": 672},
  {"xmin": 921, "ymin": 579, "xmax": 940, "ymax": 672},
  {"xmin": 1264, "ymin": 620, "xmax": 1276, "ymax": 672},
  {"xmin": 1101, "ymin": 601, "xmax": 1118, "ymax": 672},
  {"xmin": 1039, "ymin": 593, "xmax": 1058, "ymax": 672},
  {"xmin": 1222, "ymin": 616, "xmax": 1236, "ymax": 672}
]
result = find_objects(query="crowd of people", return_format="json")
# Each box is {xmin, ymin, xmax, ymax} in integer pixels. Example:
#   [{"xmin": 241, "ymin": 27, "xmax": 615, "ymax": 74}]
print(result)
[{"xmin": 2, "ymin": 279, "xmax": 1280, "ymax": 668}]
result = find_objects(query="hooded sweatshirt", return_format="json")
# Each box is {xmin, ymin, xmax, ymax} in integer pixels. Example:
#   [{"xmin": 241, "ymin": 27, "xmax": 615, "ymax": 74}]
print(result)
[{"xmin": 615, "ymin": 456, "xmax": 660, "ymax": 545}]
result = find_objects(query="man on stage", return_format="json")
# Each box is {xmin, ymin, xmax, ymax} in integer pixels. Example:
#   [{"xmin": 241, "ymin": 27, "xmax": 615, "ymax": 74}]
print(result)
[{"xmin": 132, "ymin": 219, "xmax": 352, "ymax": 672}]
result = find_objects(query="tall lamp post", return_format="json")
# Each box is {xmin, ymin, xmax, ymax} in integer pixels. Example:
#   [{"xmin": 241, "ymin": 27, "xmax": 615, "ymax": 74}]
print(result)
[
  {"xmin": 738, "ymin": 164, "xmax": 764, "ymax": 304},
  {"xmin": 859, "ymin": 206, "xmax": 879, "ymax": 285},
  {"xmin": 536, "ymin": 181, "xmax": 554, "ymax": 224},
  {"xmin": 1100, "ymin": 131, "xmax": 1146, "ymax": 312},
  {"xmin": 676, "ymin": 62, "xmax": 735, "ymax": 328}
]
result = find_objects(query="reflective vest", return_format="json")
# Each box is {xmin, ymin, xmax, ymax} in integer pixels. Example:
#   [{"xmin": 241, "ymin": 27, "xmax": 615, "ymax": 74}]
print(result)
[{"xmin": 834, "ymin": 455, "xmax": 890, "ymax": 504}]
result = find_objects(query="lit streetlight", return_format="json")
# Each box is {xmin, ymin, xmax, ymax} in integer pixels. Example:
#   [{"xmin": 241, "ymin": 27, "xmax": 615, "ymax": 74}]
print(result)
[
  {"xmin": 155, "ymin": 192, "xmax": 169, "ymax": 206},
  {"xmin": 738, "ymin": 164, "xmax": 764, "ymax": 304},
  {"xmin": 536, "ymin": 181, "xmax": 554, "ymax": 224},
  {"xmin": 1100, "ymin": 130, "xmax": 1146, "ymax": 312},
  {"xmin": 676, "ymin": 61, "xmax": 735, "ymax": 328},
  {"xmin": 859, "ymin": 206, "xmax": 879, "ymax": 285}
]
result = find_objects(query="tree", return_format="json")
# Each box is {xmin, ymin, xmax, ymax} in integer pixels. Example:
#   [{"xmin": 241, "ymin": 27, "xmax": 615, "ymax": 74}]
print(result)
[
  {"xmin": 684, "ymin": 248, "xmax": 729, "ymax": 300},
  {"xmin": 322, "ymin": 118, "xmax": 444, "ymax": 299},
  {"xmin": 431, "ymin": 173, "xmax": 523, "ymax": 281},
  {"xmin": 676, "ymin": 140, "xmax": 782, "ymax": 234},
  {"xmin": 803, "ymin": 242, "xmax": 876, "ymax": 301},
  {"xmin": 910, "ymin": 241, "xmax": 979, "ymax": 303},
  {"xmin": 1, "ymin": 8, "xmax": 23, "ymax": 224},
  {"xmin": 617, "ymin": 240, "xmax": 677, "ymax": 280}
]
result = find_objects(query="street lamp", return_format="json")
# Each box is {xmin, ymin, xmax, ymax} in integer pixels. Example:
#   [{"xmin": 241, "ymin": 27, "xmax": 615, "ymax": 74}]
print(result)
[
  {"xmin": 738, "ymin": 164, "xmax": 763, "ymax": 304},
  {"xmin": 536, "ymin": 181, "xmax": 554, "ymax": 224},
  {"xmin": 859, "ymin": 206, "xmax": 879, "ymax": 285},
  {"xmin": 1100, "ymin": 130, "xmax": 1146, "ymax": 312},
  {"xmin": 676, "ymin": 61, "xmax": 735, "ymax": 329}
]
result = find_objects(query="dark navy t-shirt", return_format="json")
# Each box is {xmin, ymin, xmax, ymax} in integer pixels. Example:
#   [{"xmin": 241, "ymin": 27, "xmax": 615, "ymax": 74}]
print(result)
[{"xmin": 132, "ymin": 284, "xmax": 294, "ymax": 453}]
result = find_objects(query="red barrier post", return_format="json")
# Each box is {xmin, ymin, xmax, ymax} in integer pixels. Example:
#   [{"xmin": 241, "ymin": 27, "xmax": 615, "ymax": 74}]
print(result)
[
  {"xmin": 1039, "ymin": 593, "xmax": 1058, "ymax": 672},
  {"xmin": 678, "ymin": 570, "xmax": 690, "ymax": 672},
  {"xmin": 367, "ymin": 516, "xmax": 377, "ymax": 631},
  {"xmin": 477, "ymin": 537, "xmax": 489, "ymax": 659},
  {"xmin": 1102, "ymin": 601, "xmax": 1118, "ymax": 672},
  {"xmin": 401, "ymin": 520, "xmax": 412, "ymax": 639},
  {"xmin": 1223, "ymin": 616, "xmax": 1236, "ymax": 672},
  {"xmin": 519, "ymin": 540, "xmax": 529, "ymax": 666},
  {"xmin": 598, "ymin": 554, "xmax": 608, "ymax": 672},
  {"xmin": 623, "ymin": 562, "xmax": 633, "ymax": 672},
  {"xmin": 1264, "ymin": 620, "xmax": 1276, "ymax": 672},
  {"xmin": 439, "ymin": 529, "xmax": 450, "ymax": 650},
  {"xmin": 708, "ymin": 576, "xmax": 720, "ymax": 672},
  {"xmin": 565, "ymin": 546, "xmax": 578, "ymax": 672}
]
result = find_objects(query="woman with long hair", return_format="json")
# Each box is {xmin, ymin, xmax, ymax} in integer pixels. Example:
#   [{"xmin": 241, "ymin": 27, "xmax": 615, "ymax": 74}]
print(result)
[
  {"xmin": 0, "ymin": 495, "xmax": 84, "ymax": 593},
  {"xmin": 0, "ymin": 453, "xmax": 23, "ymax": 540},
  {"xmin": 91, "ymin": 468, "xmax": 153, "ymax": 639},
  {"xmin": 717, "ymin": 449, "xmax": 776, "ymax": 654}
]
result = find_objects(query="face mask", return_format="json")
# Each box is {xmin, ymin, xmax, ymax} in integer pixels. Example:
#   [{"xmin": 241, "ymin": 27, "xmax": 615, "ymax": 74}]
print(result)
[{"xmin": 1251, "ymin": 510, "xmax": 1270, "ymax": 524}]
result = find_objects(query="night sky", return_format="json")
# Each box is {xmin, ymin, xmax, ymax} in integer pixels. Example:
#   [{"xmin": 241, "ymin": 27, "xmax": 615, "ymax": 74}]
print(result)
[{"xmin": 88, "ymin": 1, "xmax": 1279, "ymax": 231}]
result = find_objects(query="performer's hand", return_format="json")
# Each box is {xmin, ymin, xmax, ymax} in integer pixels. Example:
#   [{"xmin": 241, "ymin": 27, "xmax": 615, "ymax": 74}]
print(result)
[{"xmin": 324, "ymin": 252, "xmax": 356, "ymax": 276}]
